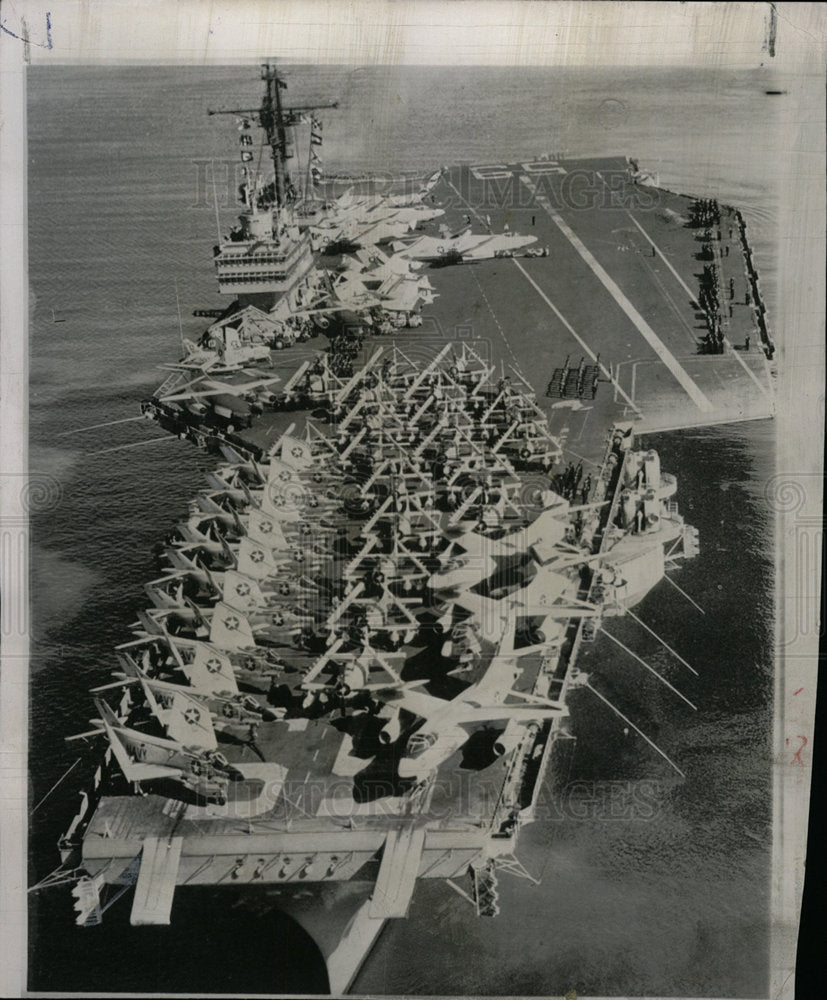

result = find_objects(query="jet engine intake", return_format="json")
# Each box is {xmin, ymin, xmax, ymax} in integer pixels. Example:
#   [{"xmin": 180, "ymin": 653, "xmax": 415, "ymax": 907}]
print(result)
[
  {"xmin": 378, "ymin": 708, "xmax": 402, "ymax": 745},
  {"xmin": 493, "ymin": 718, "xmax": 535, "ymax": 757}
]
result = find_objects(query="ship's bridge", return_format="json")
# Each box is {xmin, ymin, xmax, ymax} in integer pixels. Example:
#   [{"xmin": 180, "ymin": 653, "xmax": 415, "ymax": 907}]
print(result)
[{"xmin": 214, "ymin": 224, "xmax": 314, "ymax": 299}]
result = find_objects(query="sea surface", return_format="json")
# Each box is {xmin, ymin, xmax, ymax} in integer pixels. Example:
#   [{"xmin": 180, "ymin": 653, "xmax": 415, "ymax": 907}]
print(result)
[{"xmin": 27, "ymin": 64, "xmax": 787, "ymax": 996}]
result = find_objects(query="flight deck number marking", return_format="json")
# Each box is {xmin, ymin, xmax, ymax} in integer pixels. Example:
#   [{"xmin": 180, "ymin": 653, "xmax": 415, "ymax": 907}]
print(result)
[
  {"xmin": 470, "ymin": 164, "xmax": 512, "ymax": 180},
  {"xmin": 470, "ymin": 162, "xmax": 567, "ymax": 181},
  {"xmin": 521, "ymin": 161, "xmax": 566, "ymax": 174}
]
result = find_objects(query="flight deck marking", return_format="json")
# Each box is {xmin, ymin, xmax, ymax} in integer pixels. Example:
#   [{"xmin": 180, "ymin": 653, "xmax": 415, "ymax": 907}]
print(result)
[
  {"xmin": 561, "ymin": 446, "xmax": 601, "ymax": 469},
  {"xmin": 443, "ymin": 171, "xmax": 640, "ymax": 413},
  {"xmin": 634, "ymin": 242, "xmax": 699, "ymax": 352},
  {"xmin": 510, "ymin": 259, "xmax": 640, "ymax": 414},
  {"xmin": 468, "ymin": 266, "xmax": 527, "ymax": 378},
  {"xmin": 576, "ymin": 407, "xmax": 592, "ymax": 441},
  {"xmin": 594, "ymin": 173, "xmax": 772, "ymax": 402},
  {"xmin": 520, "ymin": 174, "xmax": 714, "ymax": 413}
]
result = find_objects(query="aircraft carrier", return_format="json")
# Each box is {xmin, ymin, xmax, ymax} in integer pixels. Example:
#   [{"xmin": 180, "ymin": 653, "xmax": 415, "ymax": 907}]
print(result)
[{"xmin": 39, "ymin": 64, "xmax": 775, "ymax": 994}]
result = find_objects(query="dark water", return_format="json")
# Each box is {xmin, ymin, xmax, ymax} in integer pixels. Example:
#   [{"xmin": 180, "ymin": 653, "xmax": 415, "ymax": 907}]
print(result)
[{"xmin": 28, "ymin": 65, "xmax": 781, "ymax": 996}]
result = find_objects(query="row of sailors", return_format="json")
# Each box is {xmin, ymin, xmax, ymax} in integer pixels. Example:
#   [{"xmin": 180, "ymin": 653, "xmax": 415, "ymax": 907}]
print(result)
[{"xmin": 689, "ymin": 197, "xmax": 721, "ymax": 228}]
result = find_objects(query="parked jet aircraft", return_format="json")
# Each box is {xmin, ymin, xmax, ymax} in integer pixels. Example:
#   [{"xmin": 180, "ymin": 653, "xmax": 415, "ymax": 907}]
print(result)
[
  {"xmin": 376, "ymin": 613, "xmax": 567, "ymax": 781},
  {"xmin": 69, "ymin": 699, "xmax": 242, "ymax": 805},
  {"xmin": 392, "ymin": 227, "xmax": 537, "ymax": 265}
]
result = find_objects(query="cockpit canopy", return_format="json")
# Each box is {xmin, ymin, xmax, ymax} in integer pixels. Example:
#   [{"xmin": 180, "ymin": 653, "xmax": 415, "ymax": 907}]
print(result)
[{"xmin": 406, "ymin": 731, "xmax": 438, "ymax": 757}]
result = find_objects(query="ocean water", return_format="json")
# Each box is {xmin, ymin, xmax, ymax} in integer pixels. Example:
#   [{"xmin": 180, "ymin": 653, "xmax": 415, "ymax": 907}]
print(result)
[{"xmin": 27, "ymin": 65, "xmax": 783, "ymax": 996}]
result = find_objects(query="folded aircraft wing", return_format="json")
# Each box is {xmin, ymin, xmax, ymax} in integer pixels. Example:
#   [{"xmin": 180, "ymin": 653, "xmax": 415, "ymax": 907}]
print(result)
[
  {"xmin": 98, "ymin": 713, "xmax": 183, "ymax": 783},
  {"xmin": 186, "ymin": 642, "xmax": 239, "ymax": 695},
  {"xmin": 209, "ymin": 602, "xmax": 257, "ymax": 650},
  {"xmin": 140, "ymin": 677, "xmax": 218, "ymax": 751}
]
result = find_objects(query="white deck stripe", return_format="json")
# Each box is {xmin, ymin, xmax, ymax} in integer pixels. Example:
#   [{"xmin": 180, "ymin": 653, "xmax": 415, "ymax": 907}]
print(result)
[
  {"xmin": 521, "ymin": 176, "xmax": 714, "ymax": 413},
  {"xmin": 511, "ymin": 259, "xmax": 640, "ymax": 413},
  {"xmin": 444, "ymin": 173, "xmax": 640, "ymax": 413},
  {"xmin": 626, "ymin": 209, "xmax": 697, "ymax": 301},
  {"xmin": 616, "ymin": 198, "xmax": 771, "ymax": 401}
]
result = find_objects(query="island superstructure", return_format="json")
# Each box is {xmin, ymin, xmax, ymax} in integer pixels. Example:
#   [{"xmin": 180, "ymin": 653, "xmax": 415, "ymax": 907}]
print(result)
[{"xmin": 40, "ymin": 63, "xmax": 774, "ymax": 995}]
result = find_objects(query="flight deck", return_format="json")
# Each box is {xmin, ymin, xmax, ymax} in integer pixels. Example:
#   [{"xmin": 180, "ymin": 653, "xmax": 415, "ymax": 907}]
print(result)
[
  {"xmin": 144, "ymin": 156, "xmax": 774, "ymax": 473},
  {"xmin": 48, "ymin": 65, "xmax": 773, "ymax": 997}
]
